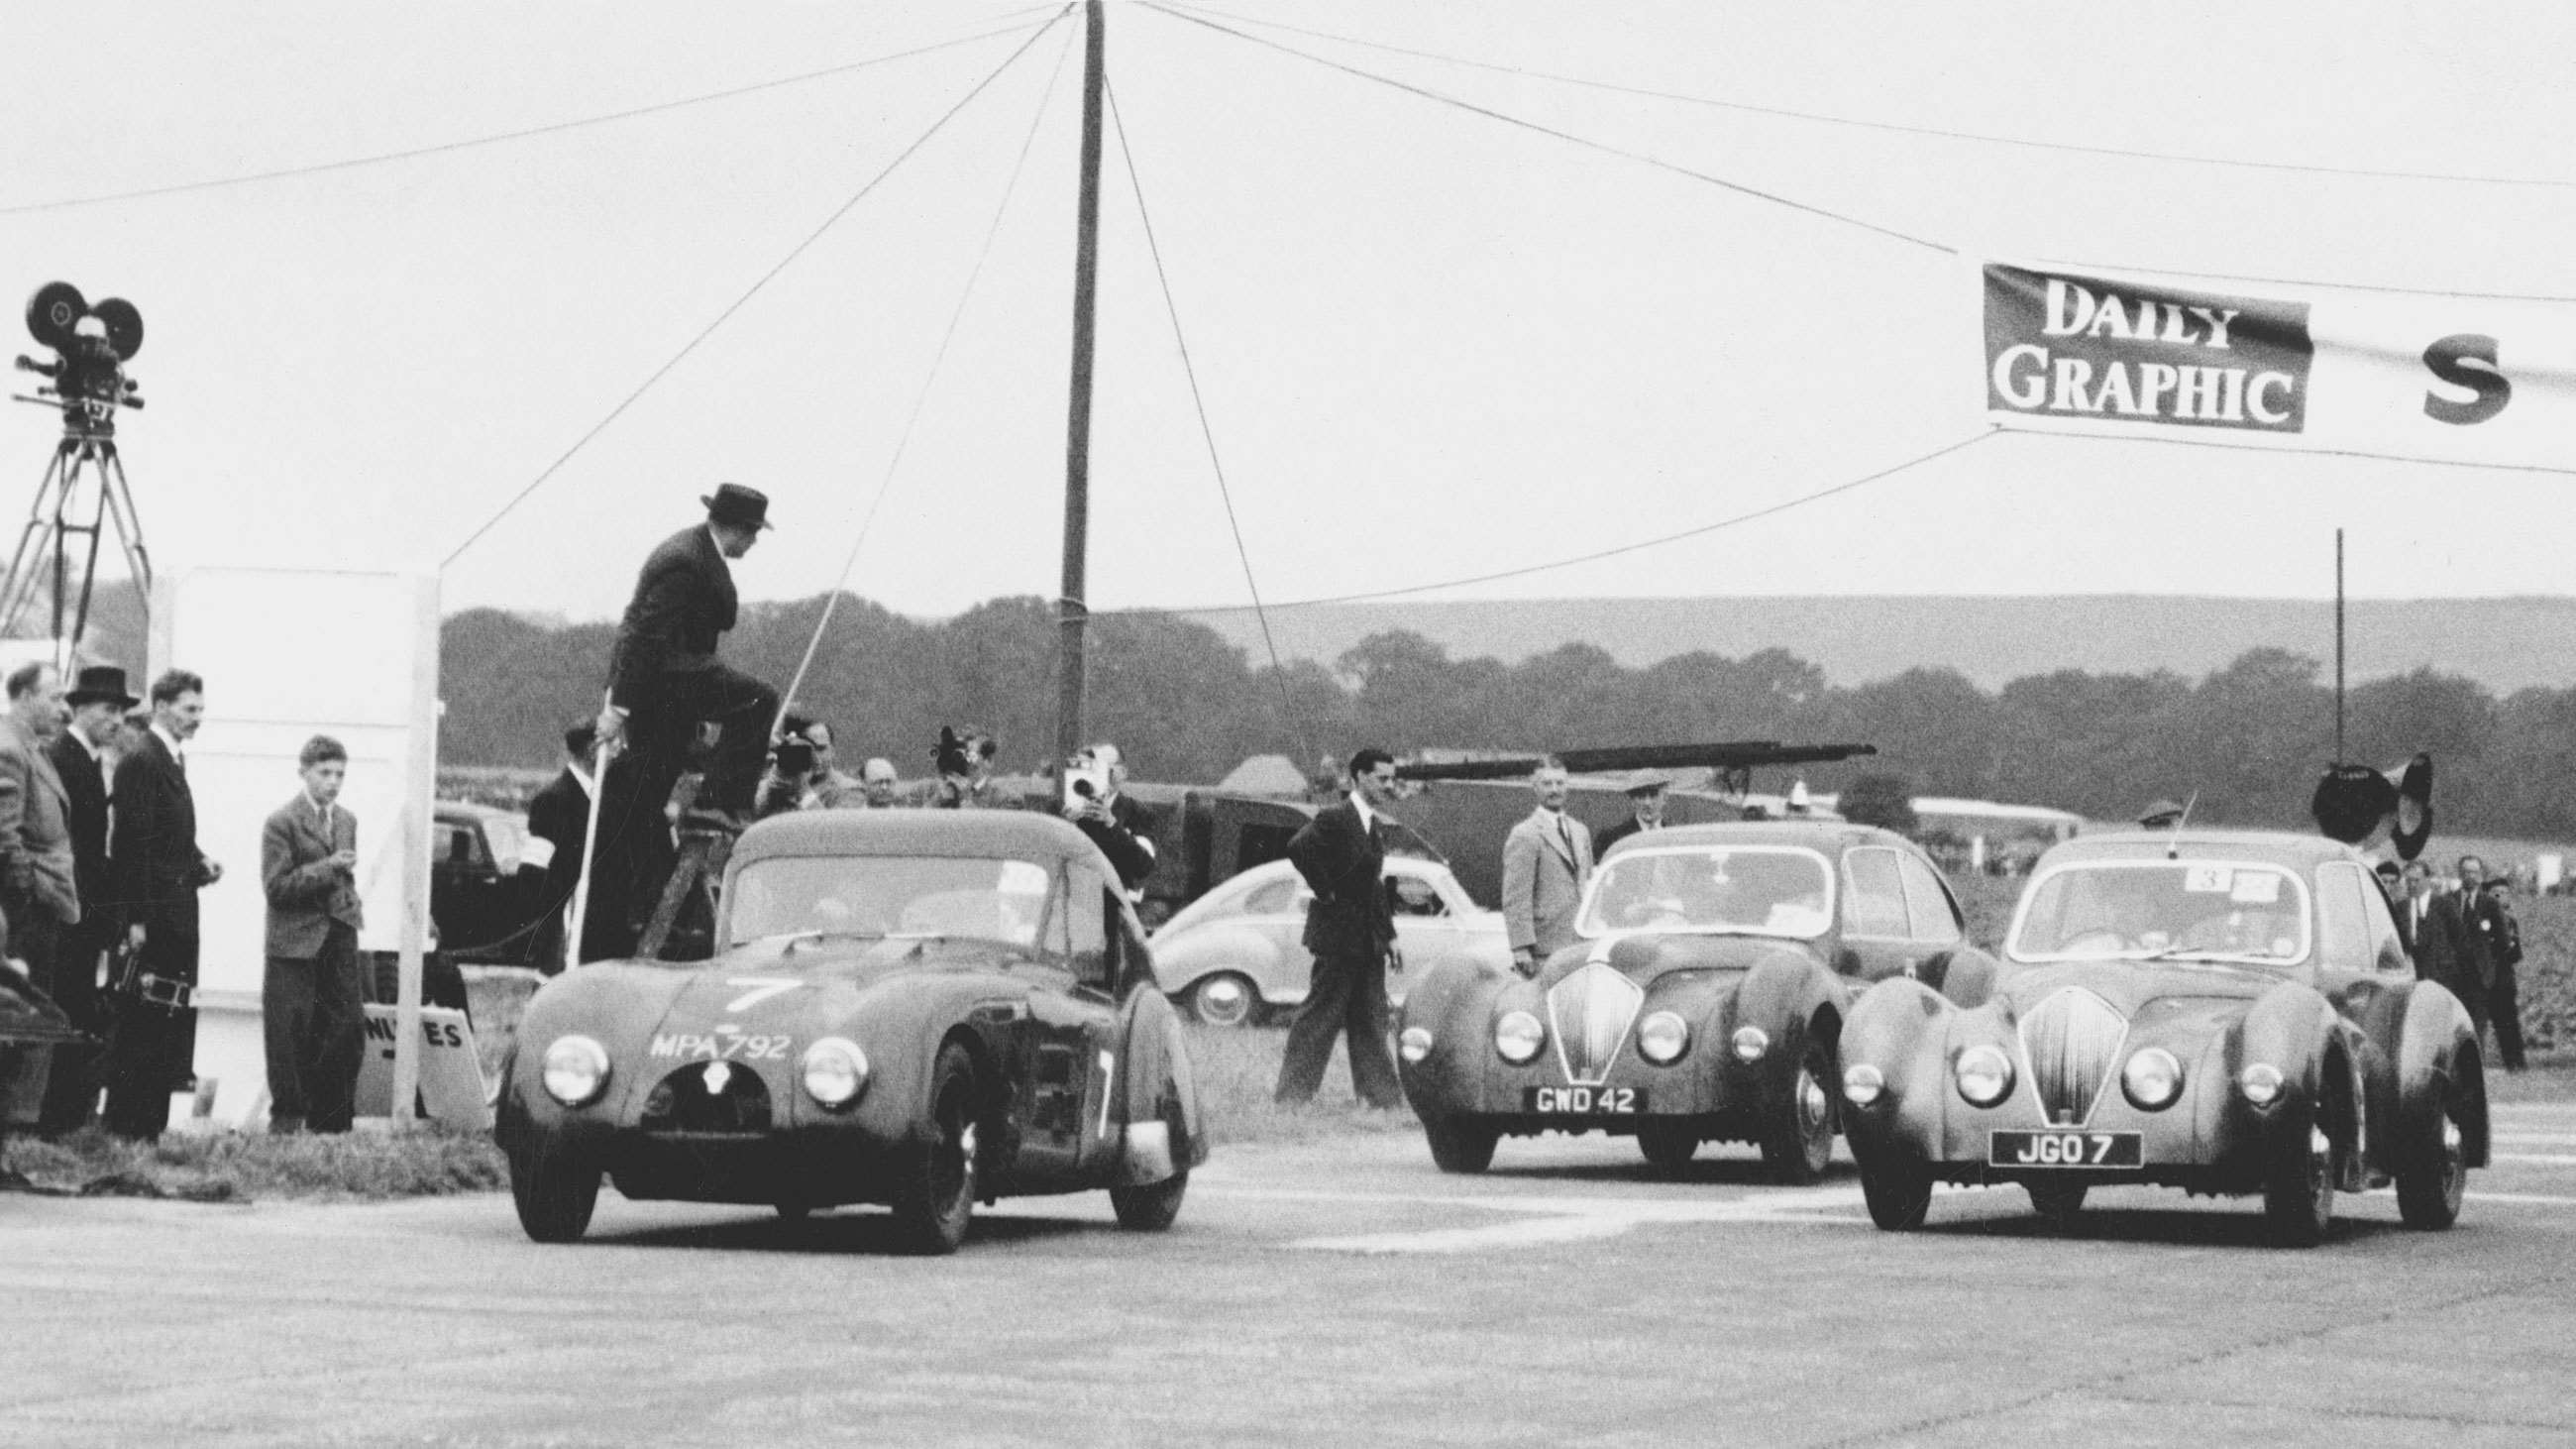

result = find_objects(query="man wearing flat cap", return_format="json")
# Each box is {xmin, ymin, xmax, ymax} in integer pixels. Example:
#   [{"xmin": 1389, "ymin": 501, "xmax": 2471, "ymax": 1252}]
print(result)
[
  {"xmin": 1594, "ymin": 771, "xmax": 1671, "ymax": 857},
  {"xmin": 589, "ymin": 486, "xmax": 782, "ymax": 955},
  {"xmin": 36, "ymin": 665, "xmax": 129, "ymax": 1130}
]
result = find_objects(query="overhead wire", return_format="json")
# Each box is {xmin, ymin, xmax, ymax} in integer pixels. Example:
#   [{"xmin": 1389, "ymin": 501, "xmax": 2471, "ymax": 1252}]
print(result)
[
  {"xmin": 0, "ymin": 7, "xmax": 1061, "ymax": 216},
  {"xmin": 1139, "ymin": 2, "xmax": 1956, "ymax": 258},
  {"xmin": 1102, "ymin": 69, "xmax": 1317, "ymax": 764},
  {"xmin": 1170, "ymin": 2, "xmax": 2576, "ymax": 192},
  {"xmin": 438, "ymin": 6, "xmax": 1074, "ymax": 570},
  {"xmin": 775, "ymin": 18, "xmax": 1083, "ymax": 724},
  {"xmin": 1111, "ymin": 429, "xmax": 2002, "ymax": 619}
]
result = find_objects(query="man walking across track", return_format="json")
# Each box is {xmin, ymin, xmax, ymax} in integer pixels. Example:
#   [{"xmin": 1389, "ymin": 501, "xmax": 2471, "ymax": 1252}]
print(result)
[
  {"xmin": 38, "ymin": 664, "xmax": 129, "ymax": 1132},
  {"xmin": 260, "ymin": 736, "xmax": 366, "ymax": 1134},
  {"xmin": 1273, "ymin": 748, "xmax": 1405, "ymax": 1110},
  {"xmin": 1502, "ymin": 757, "xmax": 1594, "ymax": 975},
  {"xmin": 103, "ymin": 669, "xmax": 222, "ymax": 1139}
]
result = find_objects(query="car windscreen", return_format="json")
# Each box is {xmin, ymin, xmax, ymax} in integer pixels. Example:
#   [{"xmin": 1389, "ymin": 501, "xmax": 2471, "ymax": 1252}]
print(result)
[
  {"xmin": 726, "ymin": 855, "xmax": 1055, "ymax": 948},
  {"xmin": 1577, "ymin": 845, "xmax": 1833, "ymax": 940},
  {"xmin": 2008, "ymin": 860, "xmax": 2311, "ymax": 965}
]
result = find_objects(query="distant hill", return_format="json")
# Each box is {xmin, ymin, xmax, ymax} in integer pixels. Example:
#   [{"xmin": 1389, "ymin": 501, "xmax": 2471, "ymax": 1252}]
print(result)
[{"xmin": 1190, "ymin": 596, "xmax": 2576, "ymax": 693}]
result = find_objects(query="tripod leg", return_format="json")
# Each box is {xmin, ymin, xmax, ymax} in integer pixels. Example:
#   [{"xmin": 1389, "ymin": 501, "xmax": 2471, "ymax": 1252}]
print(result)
[
  {"xmin": 0, "ymin": 443, "xmax": 76, "ymax": 640},
  {"xmin": 68, "ymin": 452, "xmax": 113, "ymax": 652},
  {"xmin": 99, "ymin": 443, "xmax": 152, "ymax": 599}
]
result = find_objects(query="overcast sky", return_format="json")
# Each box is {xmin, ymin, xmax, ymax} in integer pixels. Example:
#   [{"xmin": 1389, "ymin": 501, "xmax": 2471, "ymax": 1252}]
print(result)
[{"xmin": 5, "ymin": 2, "xmax": 2572, "ymax": 635}]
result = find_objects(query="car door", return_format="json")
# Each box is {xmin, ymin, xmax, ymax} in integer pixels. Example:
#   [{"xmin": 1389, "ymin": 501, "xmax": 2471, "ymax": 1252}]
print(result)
[
  {"xmin": 1836, "ymin": 845, "xmax": 1919, "ymax": 984},
  {"xmin": 1020, "ymin": 863, "xmax": 1122, "ymax": 1181},
  {"xmin": 1384, "ymin": 865, "xmax": 1463, "ymax": 1007}
]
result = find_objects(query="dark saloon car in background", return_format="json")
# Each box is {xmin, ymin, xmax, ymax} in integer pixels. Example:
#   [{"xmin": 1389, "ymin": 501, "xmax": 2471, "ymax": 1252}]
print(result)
[
  {"xmin": 1396, "ymin": 821, "xmax": 1997, "ymax": 1179},
  {"xmin": 432, "ymin": 801, "xmax": 557, "ymax": 967},
  {"xmin": 494, "ymin": 811, "xmax": 1208, "ymax": 1254},
  {"xmin": 1838, "ymin": 830, "xmax": 2488, "ymax": 1245}
]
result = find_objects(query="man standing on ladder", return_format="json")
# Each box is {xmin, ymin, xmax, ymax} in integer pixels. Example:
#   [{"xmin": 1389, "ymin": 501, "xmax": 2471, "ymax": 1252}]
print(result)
[{"xmin": 587, "ymin": 484, "xmax": 782, "ymax": 959}]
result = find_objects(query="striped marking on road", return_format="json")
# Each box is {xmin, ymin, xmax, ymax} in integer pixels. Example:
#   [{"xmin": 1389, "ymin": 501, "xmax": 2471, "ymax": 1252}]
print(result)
[
  {"xmin": 2494, "ymin": 1153, "xmax": 2576, "ymax": 1166},
  {"xmin": 1230, "ymin": 1184, "xmax": 1873, "ymax": 1254}
]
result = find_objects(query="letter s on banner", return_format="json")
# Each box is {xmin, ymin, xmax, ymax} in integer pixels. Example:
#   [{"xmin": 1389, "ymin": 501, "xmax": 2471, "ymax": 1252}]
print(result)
[{"xmin": 2422, "ymin": 334, "xmax": 2512, "ymax": 426}]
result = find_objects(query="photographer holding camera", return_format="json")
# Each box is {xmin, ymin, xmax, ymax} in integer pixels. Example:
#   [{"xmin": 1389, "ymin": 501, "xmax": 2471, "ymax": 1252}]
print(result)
[
  {"xmin": 1061, "ymin": 743, "xmax": 1155, "ymax": 893},
  {"xmin": 932, "ymin": 726, "xmax": 1014, "ymax": 810}
]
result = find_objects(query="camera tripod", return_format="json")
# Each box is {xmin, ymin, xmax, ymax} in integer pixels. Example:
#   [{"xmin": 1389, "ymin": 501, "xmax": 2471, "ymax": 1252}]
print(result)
[{"xmin": 0, "ymin": 428, "xmax": 152, "ymax": 652}]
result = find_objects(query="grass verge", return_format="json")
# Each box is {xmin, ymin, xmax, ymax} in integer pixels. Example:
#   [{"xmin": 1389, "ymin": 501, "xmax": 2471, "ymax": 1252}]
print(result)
[{"xmin": 1, "ymin": 1123, "xmax": 505, "ymax": 1202}]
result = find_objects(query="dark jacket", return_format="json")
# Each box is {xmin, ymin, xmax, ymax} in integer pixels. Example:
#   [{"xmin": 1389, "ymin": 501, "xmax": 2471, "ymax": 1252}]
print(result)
[
  {"xmin": 2415, "ymin": 891, "xmax": 2483, "ymax": 994},
  {"xmin": 262, "ymin": 794, "xmax": 363, "ymax": 958},
  {"xmin": 1594, "ymin": 815, "xmax": 1657, "ymax": 857},
  {"xmin": 46, "ymin": 730, "xmax": 109, "ymax": 914},
  {"xmin": 1077, "ymin": 791, "xmax": 1157, "ymax": 892},
  {"xmin": 606, "ymin": 524, "xmax": 737, "ymax": 710},
  {"xmin": 109, "ymin": 730, "xmax": 210, "ymax": 933},
  {"xmin": 1287, "ymin": 799, "xmax": 1394, "ymax": 958},
  {"xmin": 525, "ymin": 765, "xmax": 590, "ymax": 908}
]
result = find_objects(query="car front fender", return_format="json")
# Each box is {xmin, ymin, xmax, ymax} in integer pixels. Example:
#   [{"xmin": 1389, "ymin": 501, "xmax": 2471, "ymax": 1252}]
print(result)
[
  {"xmin": 1153, "ymin": 926, "xmax": 1285, "ymax": 998},
  {"xmin": 1838, "ymin": 977, "xmax": 1957, "ymax": 1161},
  {"xmin": 2396, "ymin": 977, "xmax": 2489, "ymax": 1168},
  {"xmin": 1115, "ymin": 987, "xmax": 1209, "ymax": 1181},
  {"xmin": 1396, "ymin": 954, "xmax": 1517, "ymax": 1112}
]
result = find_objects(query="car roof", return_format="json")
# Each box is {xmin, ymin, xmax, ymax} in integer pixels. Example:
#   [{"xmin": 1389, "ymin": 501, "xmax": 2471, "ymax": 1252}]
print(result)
[
  {"xmin": 2035, "ymin": 828, "xmax": 2365, "ymax": 870},
  {"xmin": 730, "ymin": 808, "xmax": 1109, "ymax": 867},
  {"xmin": 1608, "ymin": 820, "xmax": 1915, "ymax": 853}
]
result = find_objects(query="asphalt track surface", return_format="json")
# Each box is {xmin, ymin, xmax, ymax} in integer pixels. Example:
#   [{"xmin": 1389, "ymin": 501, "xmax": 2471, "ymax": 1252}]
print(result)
[{"xmin": 12, "ymin": 1106, "xmax": 2576, "ymax": 1448}]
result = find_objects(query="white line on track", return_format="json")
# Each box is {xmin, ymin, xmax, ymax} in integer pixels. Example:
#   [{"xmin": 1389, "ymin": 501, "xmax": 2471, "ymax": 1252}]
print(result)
[
  {"xmin": 1196, "ymin": 1183, "xmax": 1874, "ymax": 1254},
  {"xmin": 2493, "ymin": 1153, "xmax": 2576, "ymax": 1166}
]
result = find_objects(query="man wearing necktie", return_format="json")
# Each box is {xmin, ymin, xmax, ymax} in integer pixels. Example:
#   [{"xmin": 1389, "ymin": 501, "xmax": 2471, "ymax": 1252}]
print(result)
[
  {"xmin": 260, "ymin": 736, "xmax": 366, "ymax": 1134},
  {"xmin": 102, "ymin": 668, "xmax": 223, "ymax": 1139},
  {"xmin": 1273, "ymin": 748, "xmax": 1405, "ymax": 1109},
  {"xmin": 1502, "ymin": 758, "xmax": 1595, "ymax": 975}
]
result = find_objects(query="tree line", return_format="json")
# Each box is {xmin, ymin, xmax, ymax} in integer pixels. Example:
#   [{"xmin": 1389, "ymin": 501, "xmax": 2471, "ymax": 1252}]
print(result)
[{"xmin": 439, "ymin": 595, "xmax": 2576, "ymax": 839}]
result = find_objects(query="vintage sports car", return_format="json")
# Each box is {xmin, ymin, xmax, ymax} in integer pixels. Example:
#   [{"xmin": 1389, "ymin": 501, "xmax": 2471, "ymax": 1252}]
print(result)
[
  {"xmin": 1397, "ymin": 822, "xmax": 1997, "ymax": 1179},
  {"xmin": 494, "ymin": 811, "xmax": 1208, "ymax": 1254},
  {"xmin": 1839, "ymin": 829, "xmax": 2488, "ymax": 1245},
  {"xmin": 1150, "ymin": 856, "xmax": 1510, "ymax": 1026}
]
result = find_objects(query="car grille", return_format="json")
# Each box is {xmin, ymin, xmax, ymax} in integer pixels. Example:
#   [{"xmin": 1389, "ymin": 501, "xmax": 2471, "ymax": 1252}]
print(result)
[
  {"xmin": 641, "ymin": 1060, "xmax": 774, "ymax": 1136},
  {"xmin": 1547, "ymin": 961, "xmax": 1645, "ymax": 1085},
  {"xmin": 2017, "ymin": 988, "xmax": 2127, "ymax": 1126}
]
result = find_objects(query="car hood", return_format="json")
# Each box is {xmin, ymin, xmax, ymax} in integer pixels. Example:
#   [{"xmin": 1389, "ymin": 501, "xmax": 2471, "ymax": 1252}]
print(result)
[
  {"xmin": 647, "ymin": 936, "xmax": 1039, "ymax": 1031},
  {"xmin": 1542, "ymin": 931, "xmax": 1822, "ymax": 988},
  {"xmin": 1993, "ymin": 958, "xmax": 2283, "ymax": 1021}
]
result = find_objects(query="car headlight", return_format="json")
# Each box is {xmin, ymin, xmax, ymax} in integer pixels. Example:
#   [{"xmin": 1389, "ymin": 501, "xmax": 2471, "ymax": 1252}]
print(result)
[
  {"xmin": 2121, "ymin": 1048, "xmax": 2184, "ymax": 1111},
  {"xmin": 801, "ymin": 1037, "xmax": 870, "ymax": 1109},
  {"xmin": 2237, "ymin": 1061, "xmax": 2285, "ymax": 1107},
  {"xmin": 1730, "ymin": 1025, "xmax": 1770, "ymax": 1062},
  {"xmin": 1842, "ymin": 1062, "xmax": 1885, "ymax": 1107},
  {"xmin": 1954, "ymin": 1044, "xmax": 2014, "ymax": 1107},
  {"xmin": 1638, "ymin": 1011, "xmax": 1690, "ymax": 1065},
  {"xmin": 541, "ymin": 1035, "xmax": 609, "ymax": 1107},
  {"xmin": 1495, "ymin": 1010, "xmax": 1546, "ymax": 1064},
  {"xmin": 1398, "ymin": 1026, "xmax": 1434, "ymax": 1064}
]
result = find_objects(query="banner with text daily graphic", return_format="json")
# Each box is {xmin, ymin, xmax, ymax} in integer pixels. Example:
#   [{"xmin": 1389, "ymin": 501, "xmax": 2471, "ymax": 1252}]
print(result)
[{"xmin": 1982, "ymin": 262, "xmax": 2576, "ymax": 473}]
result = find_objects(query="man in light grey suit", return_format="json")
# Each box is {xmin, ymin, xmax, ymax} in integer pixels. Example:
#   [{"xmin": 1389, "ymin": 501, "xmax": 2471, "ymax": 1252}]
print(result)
[
  {"xmin": 260, "ymin": 735, "xmax": 366, "ymax": 1134},
  {"xmin": 1502, "ymin": 757, "xmax": 1593, "ymax": 975},
  {"xmin": 0, "ymin": 660, "xmax": 82, "ymax": 1137}
]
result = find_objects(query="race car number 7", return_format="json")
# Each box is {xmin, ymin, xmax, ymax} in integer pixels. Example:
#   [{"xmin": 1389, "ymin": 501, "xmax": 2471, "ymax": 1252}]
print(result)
[{"xmin": 723, "ymin": 977, "xmax": 801, "ymax": 1013}]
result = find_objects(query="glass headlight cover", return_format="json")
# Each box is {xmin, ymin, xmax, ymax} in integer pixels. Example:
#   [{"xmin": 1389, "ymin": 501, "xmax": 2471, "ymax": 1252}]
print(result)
[
  {"xmin": 1398, "ymin": 1026, "xmax": 1434, "ymax": 1063},
  {"xmin": 801, "ymin": 1037, "xmax": 870, "ymax": 1108},
  {"xmin": 541, "ymin": 1035, "xmax": 610, "ymax": 1107},
  {"xmin": 1842, "ymin": 1062, "xmax": 1885, "ymax": 1107},
  {"xmin": 2237, "ymin": 1061, "xmax": 2286, "ymax": 1107},
  {"xmin": 1730, "ymin": 1025, "xmax": 1770, "ymax": 1062},
  {"xmin": 1494, "ymin": 1010, "xmax": 1546, "ymax": 1064},
  {"xmin": 2121, "ymin": 1047, "xmax": 2184, "ymax": 1110},
  {"xmin": 1638, "ymin": 1011, "xmax": 1690, "ymax": 1065},
  {"xmin": 1954, "ymin": 1044, "xmax": 2015, "ymax": 1107}
]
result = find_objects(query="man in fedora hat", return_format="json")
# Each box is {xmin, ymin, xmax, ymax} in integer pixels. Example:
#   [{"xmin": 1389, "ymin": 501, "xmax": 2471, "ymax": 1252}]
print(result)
[
  {"xmin": 38, "ymin": 664, "xmax": 129, "ymax": 1130},
  {"xmin": 1594, "ymin": 770, "xmax": 1671, "ymax": 857},
  {"xmin": 588, "ymin": 486, "xmax": 782, "ymax": 955}
]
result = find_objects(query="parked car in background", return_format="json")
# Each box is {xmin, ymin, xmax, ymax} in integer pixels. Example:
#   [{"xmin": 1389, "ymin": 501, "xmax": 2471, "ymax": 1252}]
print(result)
[
  {"xmin": 1150, "ymin": 856, "xmax": 1509, "ymax": 1026},
  {"xmin": 1398, "ymin": 821, "xmax": 1997, "ymax": 1178},
  {"xmin": 1839, "ymin": 829, "xmax": 2489, "ymax": 1245},
  {"xmin": 432, "ymin": 801, "xmax": 555, "ymax": 967}
]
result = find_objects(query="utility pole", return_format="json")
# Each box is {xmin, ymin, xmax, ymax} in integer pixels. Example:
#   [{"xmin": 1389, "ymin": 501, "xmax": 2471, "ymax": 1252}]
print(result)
[
  {"xmin": 2334, "ymin": 527, "xmax": 2346, "ymax": 761},
  {"xmin": 1056, "ymin": 0, "xmax": 1106, "ymax": 766}
]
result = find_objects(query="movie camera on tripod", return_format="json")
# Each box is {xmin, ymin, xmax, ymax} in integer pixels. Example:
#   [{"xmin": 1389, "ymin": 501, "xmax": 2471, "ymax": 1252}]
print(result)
[
  {"xmin": 0, "ymin": 280, "xmax": 156, "ymax": 651},
  {"xmin": 14, "ymin": 280, "xmax": 145, "ymax": 436}
]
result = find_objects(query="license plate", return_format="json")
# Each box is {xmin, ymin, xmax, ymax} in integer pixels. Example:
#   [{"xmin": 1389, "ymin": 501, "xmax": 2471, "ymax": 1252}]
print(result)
[
  {"xmin": 1989, "ymin": 1130, "xmax": 2142, "ymax": 1169},
  {"xmin": 1524, "ymin": 1085, "xmax": 1646, "ymax": 1114}
]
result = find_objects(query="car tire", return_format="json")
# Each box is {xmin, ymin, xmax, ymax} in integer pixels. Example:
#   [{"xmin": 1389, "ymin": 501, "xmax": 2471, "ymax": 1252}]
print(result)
[
  {"xmin": 1187, "ymin": 972, "xmax": 1258, "ymax": 1029},
  {"xmin": 1859, "ymin": 1158, "xmax": 1932, "ymax": 1231},
  {"xmin": 2396, "ymin": 1079, "xmax": 2470, "ymax": 1231},
  {"xmin": 889, "ymin": 1044, "xmax": 979, "ymax": 1255},
  {"xmin": 1761, "ymin": 1034, "xmax": 1837, "ymax": 1185},
  {"xmin": 508, "ymin": 1143, "xmax": 600, "ymax": 1244},
  {"xmin": 2262, "ymin": 1103, "xmax": 2336, "ymax": 1249},
  {"xmin": 1637, "ymin": 1122, "xmax": 1698, "ymax": 1174},
  {"xmin": 1423, "ymin": 1115, "xmax": 1499, "ymax": 1174},
  {"xmin": 1110, "ymin": 1104, "xmax": 1191, "ymax": 1232},
  {"xmin": 2026, "ymin": 1180, "xmax": 2088, "ymax": 1228}
]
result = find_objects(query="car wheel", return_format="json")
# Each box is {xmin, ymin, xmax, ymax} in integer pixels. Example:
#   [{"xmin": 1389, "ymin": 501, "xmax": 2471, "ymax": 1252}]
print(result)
[
  {"xmin": 2026, "ymin": 1180, "xmax": 2088, "ymax": 1228},
  {"xmin": 1637, "ymin": 1122, "xmax": 1698, "ymax": 1174},
  {"xmin": 2396, "ymin": 1080, "xmax": 2471, "ymax": 1231},
  {"xmin": 1110, "ymin": 1104, "xmax": 1191, "ymax": 1232},
  {"xmin": 1187, "ymin": 972, "xmax": 1258, "ymax": 1029},
  {"xmin": 2262, "ymin": 1105, "xmax": 2336, "ymax": 1249},
  {"xmin": 1859, "ymin": 1158, "xmax": 1932, "ymax": 1231},
  {"xmin": 508, "ymin": 1143, "xmax": 600, "ymax": 1244},
  {"xmin": 1423, "ymin": 1115, "xmax": 1499, "ymax": 1173},
  {"xmin": 890, "ymin": 1044, "xmax": 979, "ymax": 1255},
  {"xmin": 1761, "ymin": 1034, "xmax": 1837, "ymax": 1185}
]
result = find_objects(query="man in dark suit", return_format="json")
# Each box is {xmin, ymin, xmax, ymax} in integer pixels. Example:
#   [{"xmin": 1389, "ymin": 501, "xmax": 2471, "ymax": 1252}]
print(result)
[
  {"xmin": 2394, "ymin": 860, "xmax": 2435, "ymax": 963},
  {"xmin": 1060, "ymin": 743, "xmax": 1155, "ymax": 894},
  {"xmin": 102, "ymin": 668, "xmax": 222, "ymax": 1139},
  {"xmin": 523, "ymin": 721, "xmax": 594, "ymax": 972},
  {"xmin": 2442, "ymin": 855, "xmax": 2497, "ymax": 1041},
  {"xmin": 37, "ymin": 664, "xmax": 129, "ymax": 1132},
  {"xmin": 1273, "ymin": 747, "xmax": 1404, "ymax": 1109},
  {"xmin": 1592, "ymin": 772, "xmax": 1670, "ymax": 857},
  {"xmin": 260, "ymin": 735, "xmax": 366, "ymax": 1134},
  {"xmin": 589, "ymin": 485, "xmax": 781, "ymax": 955},
  {"xmin": 0, "ymin": 662, "xmax": 81, "ymax": 1136},
  {"xmin": 2478, "ymin": 876, "xmax": 2527, "ymax": 1071}
]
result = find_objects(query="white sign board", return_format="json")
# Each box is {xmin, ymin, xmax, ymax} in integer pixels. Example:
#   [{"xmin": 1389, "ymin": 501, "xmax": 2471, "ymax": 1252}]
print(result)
[{"xmin": 355, "ymin": 1004, "xmax": 489, "ymax": 1130}]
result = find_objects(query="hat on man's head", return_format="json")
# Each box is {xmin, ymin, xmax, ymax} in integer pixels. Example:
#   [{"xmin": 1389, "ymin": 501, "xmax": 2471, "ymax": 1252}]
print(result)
[
  {"xmin": 65, "ymin": 664, "xmax": 138, "ymax": 708},
  {"xmin": 1621, "ymin": 769, "xmax": 1672, "ymax": 798},
  {"xmin": 701, "ymin": 483, "xmax": 774, "ymax": 531}
]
